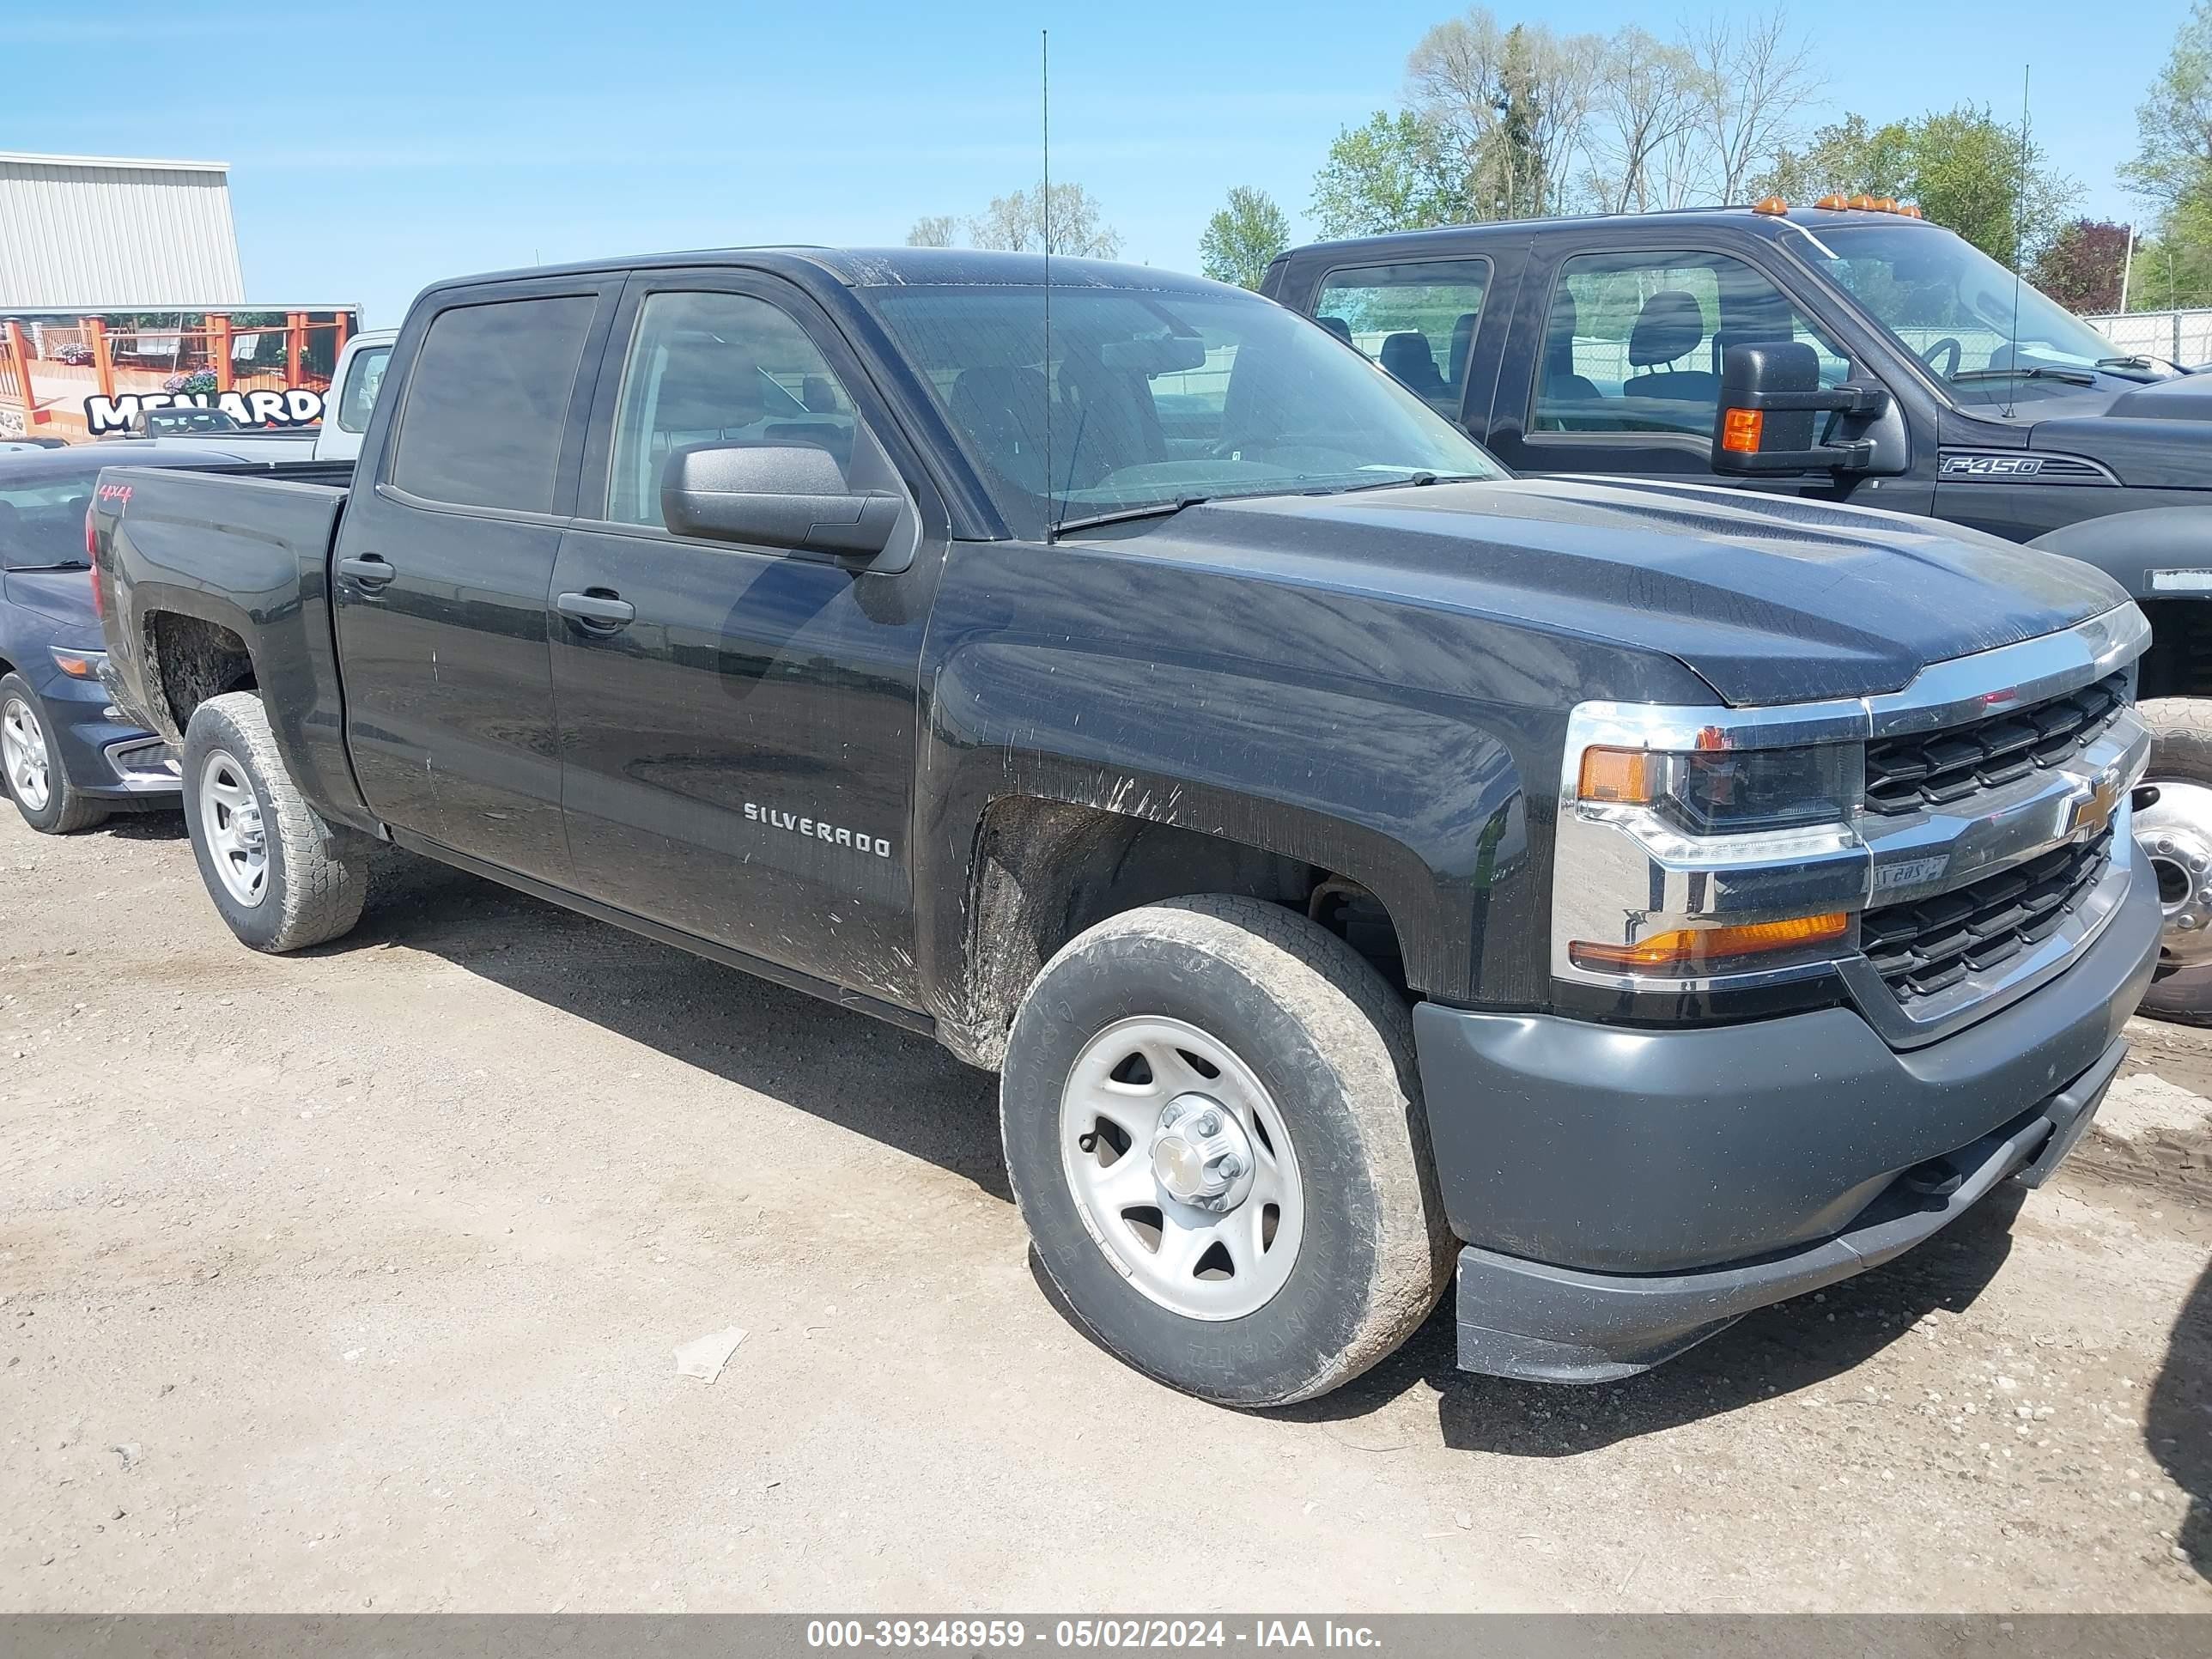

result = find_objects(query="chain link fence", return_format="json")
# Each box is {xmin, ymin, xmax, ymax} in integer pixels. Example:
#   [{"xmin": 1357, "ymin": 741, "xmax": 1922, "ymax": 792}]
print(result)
[{"xmin": 2081, "ymin": 307, "xmax": 2212, "ymax": 368}]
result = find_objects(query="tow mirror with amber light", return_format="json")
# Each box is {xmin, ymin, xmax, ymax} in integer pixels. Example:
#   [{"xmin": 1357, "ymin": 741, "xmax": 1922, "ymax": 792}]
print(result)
[{"xmin": 1712, "ymin": 341, "xmax": 1892, "ymax": 476}]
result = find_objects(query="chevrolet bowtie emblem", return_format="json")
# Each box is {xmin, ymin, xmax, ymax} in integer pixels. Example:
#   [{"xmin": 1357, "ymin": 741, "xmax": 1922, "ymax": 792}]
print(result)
[{"xmin": 2066, "ymin": 768, "xmax": 2124, "ymax": 840}]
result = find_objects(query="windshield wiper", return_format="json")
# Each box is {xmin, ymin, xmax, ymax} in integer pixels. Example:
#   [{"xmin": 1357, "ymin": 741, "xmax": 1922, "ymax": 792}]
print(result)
[
  {"xmin": 1949, "ymin": 366, "xmax": 2099, "ymax": 387},
  {"xmin": 3, "ymin": 562, "xmax": 90, "ymax": 573},
  {"xmin": 1328, "ymin": 471, "xmax": 1489, "ymax": 495},
  {"xmin": 1050, "ymin": 495, "xmax": 1212, "ymax": 537}
]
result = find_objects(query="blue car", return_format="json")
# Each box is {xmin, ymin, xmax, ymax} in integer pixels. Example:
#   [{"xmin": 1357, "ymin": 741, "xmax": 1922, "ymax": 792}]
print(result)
[{"xmin": 0, "ymin": 442, "xmax": 258, "ymax": 832}]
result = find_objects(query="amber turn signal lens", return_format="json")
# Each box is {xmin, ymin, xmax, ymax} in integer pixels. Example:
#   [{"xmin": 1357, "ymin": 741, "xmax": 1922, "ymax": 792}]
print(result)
[
  {"xmin": 1577, "ymin": 747, "xmax": 1654, "ymax": 805},
  {"xmin": 1721, "ymin": 407, "xmax": 1765, "ymax": 454},
  {"xmin": 1571, "ymin": 913, "xmax": 1850, "ymax": 971},
  {"xmin": 51, "ymin": 653, "xmax": 94, "ymax": 680}
]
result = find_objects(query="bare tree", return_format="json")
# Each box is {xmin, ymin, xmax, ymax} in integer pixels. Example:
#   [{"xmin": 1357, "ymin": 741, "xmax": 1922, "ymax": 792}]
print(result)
[
  {"xmin": 904, "ymin": 215, "xmax": 959, "ymax": 248},
  {"xmin": 1406, "ymin": 8, "xmax": 1601, "ymax": 218},
  {"xmin": 1583, "ymin": 27, "xmax": 1701, "ymax": 213},
  {"xmin": 968, "ymin": 183, "xmax": 1121, "ymax": 257},
  {"xmin": 1685, "ymin": 9, "xmax": 1823, "ymax": 204}
]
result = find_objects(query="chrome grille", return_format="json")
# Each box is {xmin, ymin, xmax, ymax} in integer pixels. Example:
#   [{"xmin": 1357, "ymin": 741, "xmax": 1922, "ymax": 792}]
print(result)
[
  {"xmin": 1862, "ymin": 830, "xmax": 2114, "ymax": 1001},
  {"xmin": 1863, "ymin": 672, "xmax": 2128, "ymax": 817}
]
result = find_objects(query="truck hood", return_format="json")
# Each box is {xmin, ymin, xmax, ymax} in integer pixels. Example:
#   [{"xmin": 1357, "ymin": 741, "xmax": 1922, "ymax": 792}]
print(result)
[
  {"xmin": 1153, "ymin": 477, "xmax": 2127, "ymax": 706},
  {"xmin": 2027, "ymin": 370, "xmax": 2212, "ymax": 489}
]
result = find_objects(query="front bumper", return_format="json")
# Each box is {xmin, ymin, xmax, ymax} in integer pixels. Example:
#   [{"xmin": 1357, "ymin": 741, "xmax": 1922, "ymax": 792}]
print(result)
[
  {"xmin": 43, "ymin": 665, "xmax": 177, "ymax": 799},
  {"xmin": 1413, "ymin": 862, "xmax": 2159, "ymax": 1383}
]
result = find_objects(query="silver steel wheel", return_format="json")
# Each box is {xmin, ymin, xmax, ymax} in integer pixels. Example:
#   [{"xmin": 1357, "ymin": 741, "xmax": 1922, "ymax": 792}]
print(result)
[
  {"xmin": 198, "ymin": 748, "xmax": 269, "ymax": 908},
  {"xmin": 2136, "ymin": 780, "xmax": 2212, "ymax": 968},
  {"xmin": 1058, "ymin": 1015, "xmax": 1304, "ymax": 1322},
  {"xmin": 1, "ymin": 696, "xmax": 51, "ymax": 812}
]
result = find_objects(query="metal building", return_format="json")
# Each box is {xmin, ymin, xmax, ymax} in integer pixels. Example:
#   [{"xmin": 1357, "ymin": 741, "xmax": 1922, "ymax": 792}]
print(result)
[{"xmin": 0, "ymin": 152, "xmax": 246, "ymax": 310}]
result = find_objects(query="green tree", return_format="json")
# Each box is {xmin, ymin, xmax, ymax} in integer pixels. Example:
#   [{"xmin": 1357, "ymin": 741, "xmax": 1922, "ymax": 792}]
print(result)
[
  {"xmin": 1909, "ymin": 104, "xmax": 2075, "ymax": 268},
  {"xmin": 2123, "ymin": 0, "xmax": 2212, "ymax": 210},
  {"xmin": 1755, "ymin": 113, "xmax": 1911, "ymax": 203},
  {"xmin": 1198, "ymin": 187, "xmax": 1291, "ymax": 289},
  {"xmin": 1758, "ymin": 105, "xmax": 2075, "ymax": 266},
  {"xmin": 2128, "ymin": 197, "xmax": 2212, "ymax": 310},
  {"xmin": 1310, "ymin": 110, "xmax": 1476, "ymax": 238}
]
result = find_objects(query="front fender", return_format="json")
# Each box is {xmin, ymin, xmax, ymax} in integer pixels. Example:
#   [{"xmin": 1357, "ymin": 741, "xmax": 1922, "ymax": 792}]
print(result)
[
  {"xmin": 2031, "ymin": 507, "xmax": 2212, "ymax": 602},
  {"xmin": 916, "ymin": 635, "xmax": 1536, "ymax": 1013}
]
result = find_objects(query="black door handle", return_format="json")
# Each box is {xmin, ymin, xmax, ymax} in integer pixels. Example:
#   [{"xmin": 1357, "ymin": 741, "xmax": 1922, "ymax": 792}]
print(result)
[
  {"xmin": 556, "ymin": 589, "xmax": 635, "ymax": 629},
  {"xmin": 337, "ymin": 554, "xmax": 395, "ymax": 589}
]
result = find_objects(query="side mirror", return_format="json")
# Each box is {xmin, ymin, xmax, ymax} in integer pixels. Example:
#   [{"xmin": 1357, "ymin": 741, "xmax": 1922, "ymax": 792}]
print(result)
[
  {"xmin": 1713, "ymin": 342, "xmax": 1890, "ymax": 475},
  {"xmin": 660, "ymin": 442, "xmax": 902, "ymax": 563}
]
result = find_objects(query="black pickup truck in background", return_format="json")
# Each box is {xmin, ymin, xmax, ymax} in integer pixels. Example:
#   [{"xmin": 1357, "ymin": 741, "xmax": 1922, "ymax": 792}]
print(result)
[
  {"xmin": 1266, "ymin": 204, "xmax": 2212, "ymax": 1020},
  {"xmin": 92, "ymin": 247, "xmax": 2157, "ymax": 1404}
]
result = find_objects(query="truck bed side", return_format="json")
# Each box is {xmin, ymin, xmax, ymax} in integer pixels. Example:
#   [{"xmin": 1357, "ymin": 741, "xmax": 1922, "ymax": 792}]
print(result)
[{"xmin": 90, "ymin": 462, "xmax": 375, "ymax": 832}]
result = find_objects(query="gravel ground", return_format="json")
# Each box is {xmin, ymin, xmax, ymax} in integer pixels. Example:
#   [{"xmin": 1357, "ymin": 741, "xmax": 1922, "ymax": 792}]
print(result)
[{"xmin": 0, "ymin": 806, "xmax": 2207, "ymax": 1613}]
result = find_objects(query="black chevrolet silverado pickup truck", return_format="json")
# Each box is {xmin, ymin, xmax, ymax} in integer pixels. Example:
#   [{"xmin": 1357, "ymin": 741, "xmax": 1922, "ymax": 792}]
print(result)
[
  {"xmin": 1265, "ymin": 204, "xmax": 2212, "ymax": 1019},
  {"xmin": 91, "ymin": 248, "xmax": 2158, "ymax": 1405}
]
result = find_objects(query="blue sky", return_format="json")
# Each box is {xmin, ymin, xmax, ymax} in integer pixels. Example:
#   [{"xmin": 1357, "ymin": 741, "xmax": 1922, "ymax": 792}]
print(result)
[{"xmin": 11, "ymin": 1, "xmax": 2190, "ymax": 325}]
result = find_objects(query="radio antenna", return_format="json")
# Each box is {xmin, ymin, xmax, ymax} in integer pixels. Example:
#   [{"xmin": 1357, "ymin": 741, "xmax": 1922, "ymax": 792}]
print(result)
[
  {"xmin": 1041, "ymin": 27, "xmax": 1057, "ymax": 544},
  {"xmin": 2006, "ymin": 64, "xmax": 2030, "ymax": 419}
]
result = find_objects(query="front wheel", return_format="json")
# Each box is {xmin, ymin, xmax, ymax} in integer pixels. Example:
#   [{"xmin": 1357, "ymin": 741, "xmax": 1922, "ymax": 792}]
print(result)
[
  {"xmin": 1, "ymin": 673, "xmax": 110, "ymax": 834},
  {"xmin": 1000, "ymin": 895, "xmax": 1450, "ymax": 1408},
  {"xmin": 2136, "ymin": 697, "xmax": 2212, "ymax": 1024},
  {"xmin": 181, "ymin": 692, "xmax": 368, "ymax": 952}
]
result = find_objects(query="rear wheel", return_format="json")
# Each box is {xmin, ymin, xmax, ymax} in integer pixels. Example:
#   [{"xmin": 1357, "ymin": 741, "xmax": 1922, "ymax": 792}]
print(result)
[
  {"xmin": 181, "ymin": 692, "xmax": 368, "ymax": 952},
  {"xmin": 0, "ymin": 673, "xmax": 108, "ymax": 835},
  {"xmin": 1000, "ymin": 895, "xmax": 1450, "ymax": 1408},
  {"xmin": 2138, "ymin": 698, "xmax": 2212, "ymax": 1024}
]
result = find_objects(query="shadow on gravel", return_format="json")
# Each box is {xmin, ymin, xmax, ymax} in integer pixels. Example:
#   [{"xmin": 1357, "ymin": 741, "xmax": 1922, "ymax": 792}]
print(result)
[
  {"xmin": 1281, "ymin": 1188, "xmax": 2024, "ymax": 1451},
  {"xmin": 100, "ymin": 810, "xmax": 187, "ymax": 841},
  {"xmin": 342, "ymin": 854, "xmax": 1012, "ymax": 1201},
  {"xmin": 2149, "ymin": 1260, "xmax": 2210, "ymax": 1581}
]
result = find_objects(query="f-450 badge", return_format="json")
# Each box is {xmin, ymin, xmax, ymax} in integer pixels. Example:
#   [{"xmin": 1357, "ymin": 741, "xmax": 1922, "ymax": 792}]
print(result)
[{"xmin": 1940, "ymin": 453, "xmax": 2045, "ymax": 477}]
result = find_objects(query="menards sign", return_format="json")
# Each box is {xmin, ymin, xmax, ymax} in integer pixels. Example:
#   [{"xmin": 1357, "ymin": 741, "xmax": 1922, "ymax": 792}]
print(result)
[{"xmin": 0, "ymin": 305, "xmax": 362, "ymax": 441}]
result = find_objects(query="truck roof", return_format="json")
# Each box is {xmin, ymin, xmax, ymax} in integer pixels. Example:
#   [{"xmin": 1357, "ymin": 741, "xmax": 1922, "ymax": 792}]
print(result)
[
  {"xmin": 416, "ymin": 246, "xmax": 1233, "ymax": 301},
  {"xmin": 1278, "ymin": 204, "xmax": 1942, "ymax": 264}
]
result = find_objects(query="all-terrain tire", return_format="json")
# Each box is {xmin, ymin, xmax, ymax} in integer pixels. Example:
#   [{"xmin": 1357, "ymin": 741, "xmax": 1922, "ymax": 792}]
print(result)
[
  {"xmin": 2139, "ymin": 696, "xmax": 2212, "ymax": 1024},
  {"xmin": 1001, "ymin": 894, "xmax": 1452, "ymax": 1408},
  {"xmin": 181, "ymin": 691, "xmax": 368, "ymax": 952},
  {"xmin": 0, "ymin": 672, "xmax": 110, "ymax": 834}
]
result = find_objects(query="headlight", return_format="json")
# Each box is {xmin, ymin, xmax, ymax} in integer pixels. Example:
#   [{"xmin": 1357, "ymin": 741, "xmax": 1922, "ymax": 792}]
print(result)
[
  {"xmin": 1556, "ymin": 702, "xmax": 1875, "ymax": 991},
  {"xmin": 1577, "ymin": 742, "xmax": 1859, "ymax": 835}
]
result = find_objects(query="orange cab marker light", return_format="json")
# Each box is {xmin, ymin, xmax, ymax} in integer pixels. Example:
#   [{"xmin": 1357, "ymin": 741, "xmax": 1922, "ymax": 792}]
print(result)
[
  {"xmin": 1722, "ymin": 407, "xmax": 1765, "ymax": 454},
  {"xmin": 1847, "ymin": 194, "xmax": 1877, "ymax": 210},
  {"xmin": 1751, "ymin": 195, "xmax": 1789, "ymax": 216},
  {"xmin": 1873, "ymin": 198, "xmax": 1899, "ymax": 213},
  {"xmin": 1577, "ymin": 746, "xmax": 1654, "ymax": 805},
  {"xmin": 1897, "ymin": 203, "xmax": 1924, "ymax": 218},
  {"xmin": 1571, "ymin": 913, "xmax": 1850, "ymax": 971},
  {"xmin": 1814, "ymin": 192, "xmax": 1850, "ymax": 210}
]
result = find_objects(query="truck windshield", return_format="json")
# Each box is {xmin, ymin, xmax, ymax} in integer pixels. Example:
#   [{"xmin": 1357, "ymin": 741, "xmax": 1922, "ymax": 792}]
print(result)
[
  {"xmin": 1793, "ymin": 223, "xmax": 2171, "ymax": 405},
  {"xmin": 866, "ymin": 283, "xmax": 1505, "ymax": 538}
]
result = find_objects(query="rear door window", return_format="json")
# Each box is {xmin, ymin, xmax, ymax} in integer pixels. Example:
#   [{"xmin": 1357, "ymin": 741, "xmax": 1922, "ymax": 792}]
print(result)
[
  {"xmin": 1314, "ymin": 259, "xmax": 1492, "ymax": 416},
  {"xmin": 388, "ymin": 296, "xmax": 597, "ymax": 514}
]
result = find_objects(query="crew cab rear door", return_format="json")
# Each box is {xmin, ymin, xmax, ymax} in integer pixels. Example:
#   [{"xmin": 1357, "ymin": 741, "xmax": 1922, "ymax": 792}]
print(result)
[
  {"xmin": 550, "ymin": 268, "xmax": 941, "ymax": 1009},
  {"xmin": 333, "ymin": 276, "xmax": 621, "ymax": 884}
]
